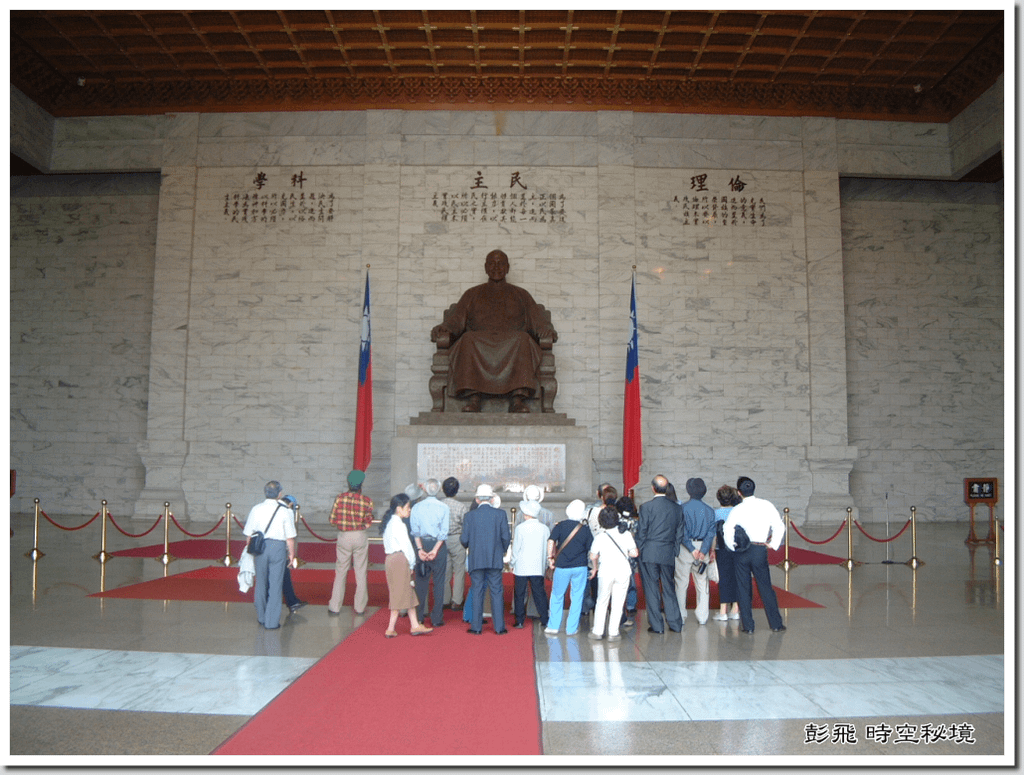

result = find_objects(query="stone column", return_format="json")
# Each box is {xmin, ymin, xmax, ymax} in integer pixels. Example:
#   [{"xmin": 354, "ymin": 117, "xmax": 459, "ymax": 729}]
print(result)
[
  {"xmin": 361, "ymin": 111, "xmax": 402, "ymax": 498},
  {"xmin": 134, "ymin": 116, "xmax": 199, "ymax": 519},
  {"xmin": 595, "ymin": 111, "xmax": 638, "ymax": 493},
  {"xmin": 800, "ymin": 118, "xmax": 858, "ymax": 524}
]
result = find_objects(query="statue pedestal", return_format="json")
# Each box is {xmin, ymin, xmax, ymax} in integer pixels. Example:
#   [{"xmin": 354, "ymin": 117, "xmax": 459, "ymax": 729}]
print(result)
[{"xmin": 392, "ymin": 413, "xmax": 592, "ymax": 511}]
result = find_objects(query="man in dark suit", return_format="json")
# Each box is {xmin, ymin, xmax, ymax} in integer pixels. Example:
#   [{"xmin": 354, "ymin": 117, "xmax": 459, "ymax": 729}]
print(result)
[
  {"xmin": 461, "ymin": 483, "xmax": 512, "ymax": 634},
  {"xmin": 636, "ymin": 474, "xmax": 684, "ymax": 633}
]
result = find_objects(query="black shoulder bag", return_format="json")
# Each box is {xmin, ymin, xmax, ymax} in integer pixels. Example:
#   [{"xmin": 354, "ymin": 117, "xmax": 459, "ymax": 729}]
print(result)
[{"xmin": 248, "ymin": 504, "xmax": 283, "ymax": 556}]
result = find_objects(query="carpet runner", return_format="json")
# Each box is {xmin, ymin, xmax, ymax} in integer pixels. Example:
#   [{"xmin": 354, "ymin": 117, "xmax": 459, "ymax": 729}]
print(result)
[
  {"xmin": 110, "ymin": 540, "xmax": 842, "ymax": 569},
  {"xmin": 89, "ymin": 566, "xmax": 822, "ymax": 610},
  {"xmin": 212, "ymin": 607, "xmax": 542, "ymax": 756},
  {"xmin": 109, "ymin": 539, "xmax": 386, "ymax": 565}
]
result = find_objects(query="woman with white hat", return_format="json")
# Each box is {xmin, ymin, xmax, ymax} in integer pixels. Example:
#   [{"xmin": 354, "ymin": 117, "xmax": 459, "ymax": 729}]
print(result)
[{"xmin": 543, "ymin": 499, "xmax": 593, "ymax": 636}]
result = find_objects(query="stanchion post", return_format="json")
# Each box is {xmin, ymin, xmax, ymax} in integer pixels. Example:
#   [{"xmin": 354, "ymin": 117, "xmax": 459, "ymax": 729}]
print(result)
[
  {"xmin": 843, "ymin": 507, "xmax": 856, "ymax": 570},
  {"xmin": 93, "ymin": 500, "xmax": 112, "ymax": 563},
  {"xmin": 503, "ymin": 507, "xmax": 516, "ymax": 575},
  {"xmin": 993, "ymin": 515, "xmax": 1002, "ymax": 567},
  {"xmin": 906, "ymin": 505, "xmax": 924, "ymax": 569},
  {"xmin": 292, "ymin": 508, "xmax": 306, "ymax": 568},
  {"xmin": 157, "ymin": 502, "xmax": 176, "ymax": 566},
  {"xmin": 25, "ymin": 498, "xmax": 45, "ymax": 560},
  {"xmin": 776, "ymin": 507, "xmax": 797, "ymax": 570},
  {"xmin": 221, "ymin": 503, "xmax": 234, "ymax": 567}
]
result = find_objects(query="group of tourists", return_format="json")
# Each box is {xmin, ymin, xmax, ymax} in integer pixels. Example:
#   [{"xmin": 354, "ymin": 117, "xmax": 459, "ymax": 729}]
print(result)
[{"xmin": 240, "ymin": 470, "xmax": 788, "ymax": 638}]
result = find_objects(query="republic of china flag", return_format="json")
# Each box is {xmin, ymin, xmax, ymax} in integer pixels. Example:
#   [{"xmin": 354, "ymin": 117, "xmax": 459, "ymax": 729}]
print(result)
[
  {"xmin": 622, "ymin": 271, "xmax": 642, "ymax": 495},
  {"xmin": 353, "ymin": 271, "xmax": 373, "ymax": 471}
]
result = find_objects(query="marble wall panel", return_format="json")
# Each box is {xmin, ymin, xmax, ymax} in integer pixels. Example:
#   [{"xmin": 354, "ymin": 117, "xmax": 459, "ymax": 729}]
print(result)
[
  {"xmin": 11, "ymin": 86, "xmax": 54, "ymax": 172},
  {"xmin": 949, "ymin": 77, "xmax": 1004, "ymax": 178},
  {"xmin": 10, "ymin": 182, "xmax": 157, "ymax": 517},
  {"xmin": 841, "ymin": 184, "xmax": 1003, "ymax": 522}
]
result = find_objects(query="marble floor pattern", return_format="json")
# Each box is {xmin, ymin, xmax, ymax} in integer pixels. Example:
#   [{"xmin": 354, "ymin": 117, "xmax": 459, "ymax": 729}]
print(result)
[{"xmin": 7, "ymin": 513, "xmax": 1012, "ymax": 763}]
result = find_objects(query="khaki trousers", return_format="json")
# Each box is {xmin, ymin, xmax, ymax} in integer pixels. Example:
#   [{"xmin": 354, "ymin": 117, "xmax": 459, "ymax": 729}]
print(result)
[{"xmin": 328, "ymin": 529, "xmax": 369, "ymax": 614}]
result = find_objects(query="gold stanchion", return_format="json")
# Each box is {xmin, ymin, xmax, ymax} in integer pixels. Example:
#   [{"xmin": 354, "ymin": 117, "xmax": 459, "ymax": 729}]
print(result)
[
  {"xmin": 25, "ymin": 498, "xmax": 44, "ymax": 560},
  {"xmin": 842, "ymin": 507, "xmax": 860, "ymax": 570},
  {"xmin": 292, "ymin": 509, "xmax": 307, "ymax": 568},
  {"xmin": 992, "ymin": 515, "xmax": 1002, "ymax": 567},
  {"xmin": 221, "ymin": 503, "xmax": 234, "ymax": 567},
  {"xmin": 776, "ymin": 508, "xmax": 797, "ymax": 570},
  {"xmin": 156, "ymin": 502, "xmax": 176, "ymax": 566},
  {"xmin": 905, "ymin": 505, "xmax": 924, "ymax": 569},
  {"xmin": 503, "ymin": 507, "xmax": 516, "ymax": 575},
  {"xmin": 93, "ymin": 500, "xmax": 112, "ymax": 563}
]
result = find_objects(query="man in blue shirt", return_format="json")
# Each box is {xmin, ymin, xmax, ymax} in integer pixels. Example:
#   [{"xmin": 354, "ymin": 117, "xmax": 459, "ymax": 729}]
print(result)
[
  {"xmin": 674, "ymin": 477, "xmax": 717, "ymax": 626},
  {"xmin": 410, "ymin": 478, "xmax": 450, "ymax": 628}
]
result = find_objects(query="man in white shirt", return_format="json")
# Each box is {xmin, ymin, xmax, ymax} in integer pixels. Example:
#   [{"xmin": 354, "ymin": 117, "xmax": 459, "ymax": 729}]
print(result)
[
  {"xmin": 243, "ymin": 480, "xmax": 297, "ymax": 630},
  {"xmin": 721, "ymin": 476, "xmax": 786, "ymax": 634},
  {"xmin": 510, "ymin": 500, "xmax": 550, "ymax": 628}
]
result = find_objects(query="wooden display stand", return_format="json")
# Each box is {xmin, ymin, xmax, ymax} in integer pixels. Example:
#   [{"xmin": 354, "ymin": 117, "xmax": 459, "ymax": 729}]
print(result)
[{"xmin": 964, "ymin": 478, "xmax": 998, "ymax": 546}]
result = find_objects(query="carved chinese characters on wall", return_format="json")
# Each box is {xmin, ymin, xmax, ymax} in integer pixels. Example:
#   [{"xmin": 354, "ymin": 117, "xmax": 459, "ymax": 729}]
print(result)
[
  {"xmin": 669, "ymin": 173, "xmax": 768, "ymax": 228},
  {"xmin": 223, "ymin": 170, "xmax": 336, "ymax": 224},
  {"xmin": 431, "ymin": 170, "xmax": 567, "ymax": 224}
]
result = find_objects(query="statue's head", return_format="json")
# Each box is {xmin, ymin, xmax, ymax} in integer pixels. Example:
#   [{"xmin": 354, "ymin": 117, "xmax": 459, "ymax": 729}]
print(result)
[{"xmin": 485, "ymin": 249, "xmax": 509, "ymax": 282}]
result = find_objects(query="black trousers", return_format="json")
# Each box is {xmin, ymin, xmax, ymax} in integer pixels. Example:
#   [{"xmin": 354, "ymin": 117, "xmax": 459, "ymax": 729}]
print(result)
[
  {"xmin": 513, "ymin": 574, "xmax": 549, "ymax": 625},
  {"xmin": 414, "ymin": 538, "xmax": 448, "ymax": 625},
  {"xmin": 469, "ymin": 567, "xmax": 506, "ymax": 632},
  {"xmin": 282, "ymin": 567, "xmax": 299, "ymax": 607},
  {"xmin": 639, "ymin": 560, "xmax": 682, "ymax": 632},
  {"xmin": 733, "ymin": 544, "xmax": 784, "ymax": 631}
]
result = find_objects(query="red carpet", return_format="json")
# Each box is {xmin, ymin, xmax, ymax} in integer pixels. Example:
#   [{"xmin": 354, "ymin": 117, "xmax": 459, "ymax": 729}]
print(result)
[
  {"xmin": 109, "ymin": 540, "xmax": 840, "ymax": 568},
  {"xmin": 90, "ymin": 566, "xmax": 384, "ymax": 606},
  {"xmin": 213, "ymin": 607, "xmax": 541, "ymax": 756},
  {"xmin": 90, "ymin": 566, "xmax": 822, "ymax": 610},
  {"xmin": 109, "ymin": 539, "xmax": 386, "ymax": 565},
  {"xmin": 769, "ymin": 546, "xmax": 844, "ymax": 565}
]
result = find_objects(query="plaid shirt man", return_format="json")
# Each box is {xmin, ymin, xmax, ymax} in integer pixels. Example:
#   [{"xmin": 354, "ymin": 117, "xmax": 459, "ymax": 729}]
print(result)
[{"xmin": 330, "ymin": 490, "xmax": 374, "ymax": 531}]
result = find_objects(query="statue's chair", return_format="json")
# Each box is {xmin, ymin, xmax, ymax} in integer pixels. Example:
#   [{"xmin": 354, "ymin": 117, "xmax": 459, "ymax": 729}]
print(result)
[{"xmin": 430, "ymin": 302, "xmax": 557, "ymax": 413}]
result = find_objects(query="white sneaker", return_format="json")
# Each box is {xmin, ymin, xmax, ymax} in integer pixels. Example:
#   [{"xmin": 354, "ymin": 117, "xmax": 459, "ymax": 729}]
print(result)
[
  {"xmin": 544, "ymin": 627, "xmax": 559, "ymax": 635},
  {"xmin": 587, "ymin": 632, "xmax": 602, "ymax": 640},
  {"xmin": 728, "ymin": 612, "xmax": 741, "ymax": 620},
  {"xmin": 712, "ymin": 612, "xmax": 729, "ymax": 621}
]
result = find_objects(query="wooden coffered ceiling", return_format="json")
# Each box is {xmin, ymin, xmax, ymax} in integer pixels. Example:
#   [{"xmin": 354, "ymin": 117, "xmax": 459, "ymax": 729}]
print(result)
[{"xmin": 10, "ymin": 9, "xmax": 1004, "ymax": 122}]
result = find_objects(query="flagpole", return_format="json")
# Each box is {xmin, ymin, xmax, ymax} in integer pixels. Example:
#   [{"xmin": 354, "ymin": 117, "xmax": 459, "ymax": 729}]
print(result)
[
  {"xmin": 353, "ymin": 265, "xmax": 373, "ymax": 472},
  {"xmin": 623, "ymin": 265, "xmax": 642, "ymax": 496}
]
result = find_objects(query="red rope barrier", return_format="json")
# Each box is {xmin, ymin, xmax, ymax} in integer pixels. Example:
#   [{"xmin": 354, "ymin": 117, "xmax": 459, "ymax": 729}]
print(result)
[
  {"xmin": 233, "ymin": 515, "xmax": 247, "ymax": 530},
  {"xmin": 39, "ymin": 510, "xmax": 101, "ymax": 531},
  {"xmin": 854, "ymin": 519, "xmax": 911, "ymax": 543},
  {"xmin": 108, "ymin": 512, "xmax": 164, "ymax": 538},
  {"xmin": 299, "ymin": 516, "xmax": 336, "ymax": 542},
  {"xmin": 170, "ymin": 514, "xmax": 225, "ymax": 538},
  {"xmin": 789, "ymin": 520, "xmax": 847, "ymax": 545}
]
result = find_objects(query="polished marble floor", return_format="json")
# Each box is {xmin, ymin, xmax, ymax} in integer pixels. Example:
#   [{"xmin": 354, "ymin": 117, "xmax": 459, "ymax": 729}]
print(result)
[{"xmin": 7, "ymin": 511, "xmax": 1013, "ymax": 764}]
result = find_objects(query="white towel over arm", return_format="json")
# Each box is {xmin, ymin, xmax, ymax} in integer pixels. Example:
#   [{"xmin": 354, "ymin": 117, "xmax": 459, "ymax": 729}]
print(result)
[{"xmin": 237, "ymin": 550, "xmax": 255, "ymax": 593}]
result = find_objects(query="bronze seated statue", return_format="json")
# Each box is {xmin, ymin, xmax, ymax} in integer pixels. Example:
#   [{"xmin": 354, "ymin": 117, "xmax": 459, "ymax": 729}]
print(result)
[{"xmin": 429, "ymin": 250, "xmax": 557, "ymax": 414}]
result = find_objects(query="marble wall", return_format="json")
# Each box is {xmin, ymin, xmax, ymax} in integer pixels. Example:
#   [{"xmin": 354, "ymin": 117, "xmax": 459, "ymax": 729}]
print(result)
[
  {"xmin": 841, "ymin": 179, "xmax": 1004, "ymax": 522},
  {"xmin": 10, "ymin": 174, "xmax": 160, "ymax": 517},
  {"xmin": 9, "ymin": 86, "xmax": 1004, "ymax": 524}
]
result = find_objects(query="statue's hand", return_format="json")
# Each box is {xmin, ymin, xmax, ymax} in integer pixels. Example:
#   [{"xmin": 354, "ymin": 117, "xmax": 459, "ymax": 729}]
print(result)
[
  {"xmin": 431, "ymin": 323, "xmax": 454, "ymax": 346},
  {"xmin": 537, "ymin": 325, "xmax": 558, "ymax": 344}
]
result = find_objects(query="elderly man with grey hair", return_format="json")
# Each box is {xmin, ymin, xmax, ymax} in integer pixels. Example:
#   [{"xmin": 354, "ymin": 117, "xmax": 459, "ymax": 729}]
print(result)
[
  {"xmin": 243, "ymin": 480, "xmax": 297, "ymax": 630},
  {"xmin": 410, "ymin": 478, "xmax": 451, "ymax": 628}
]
